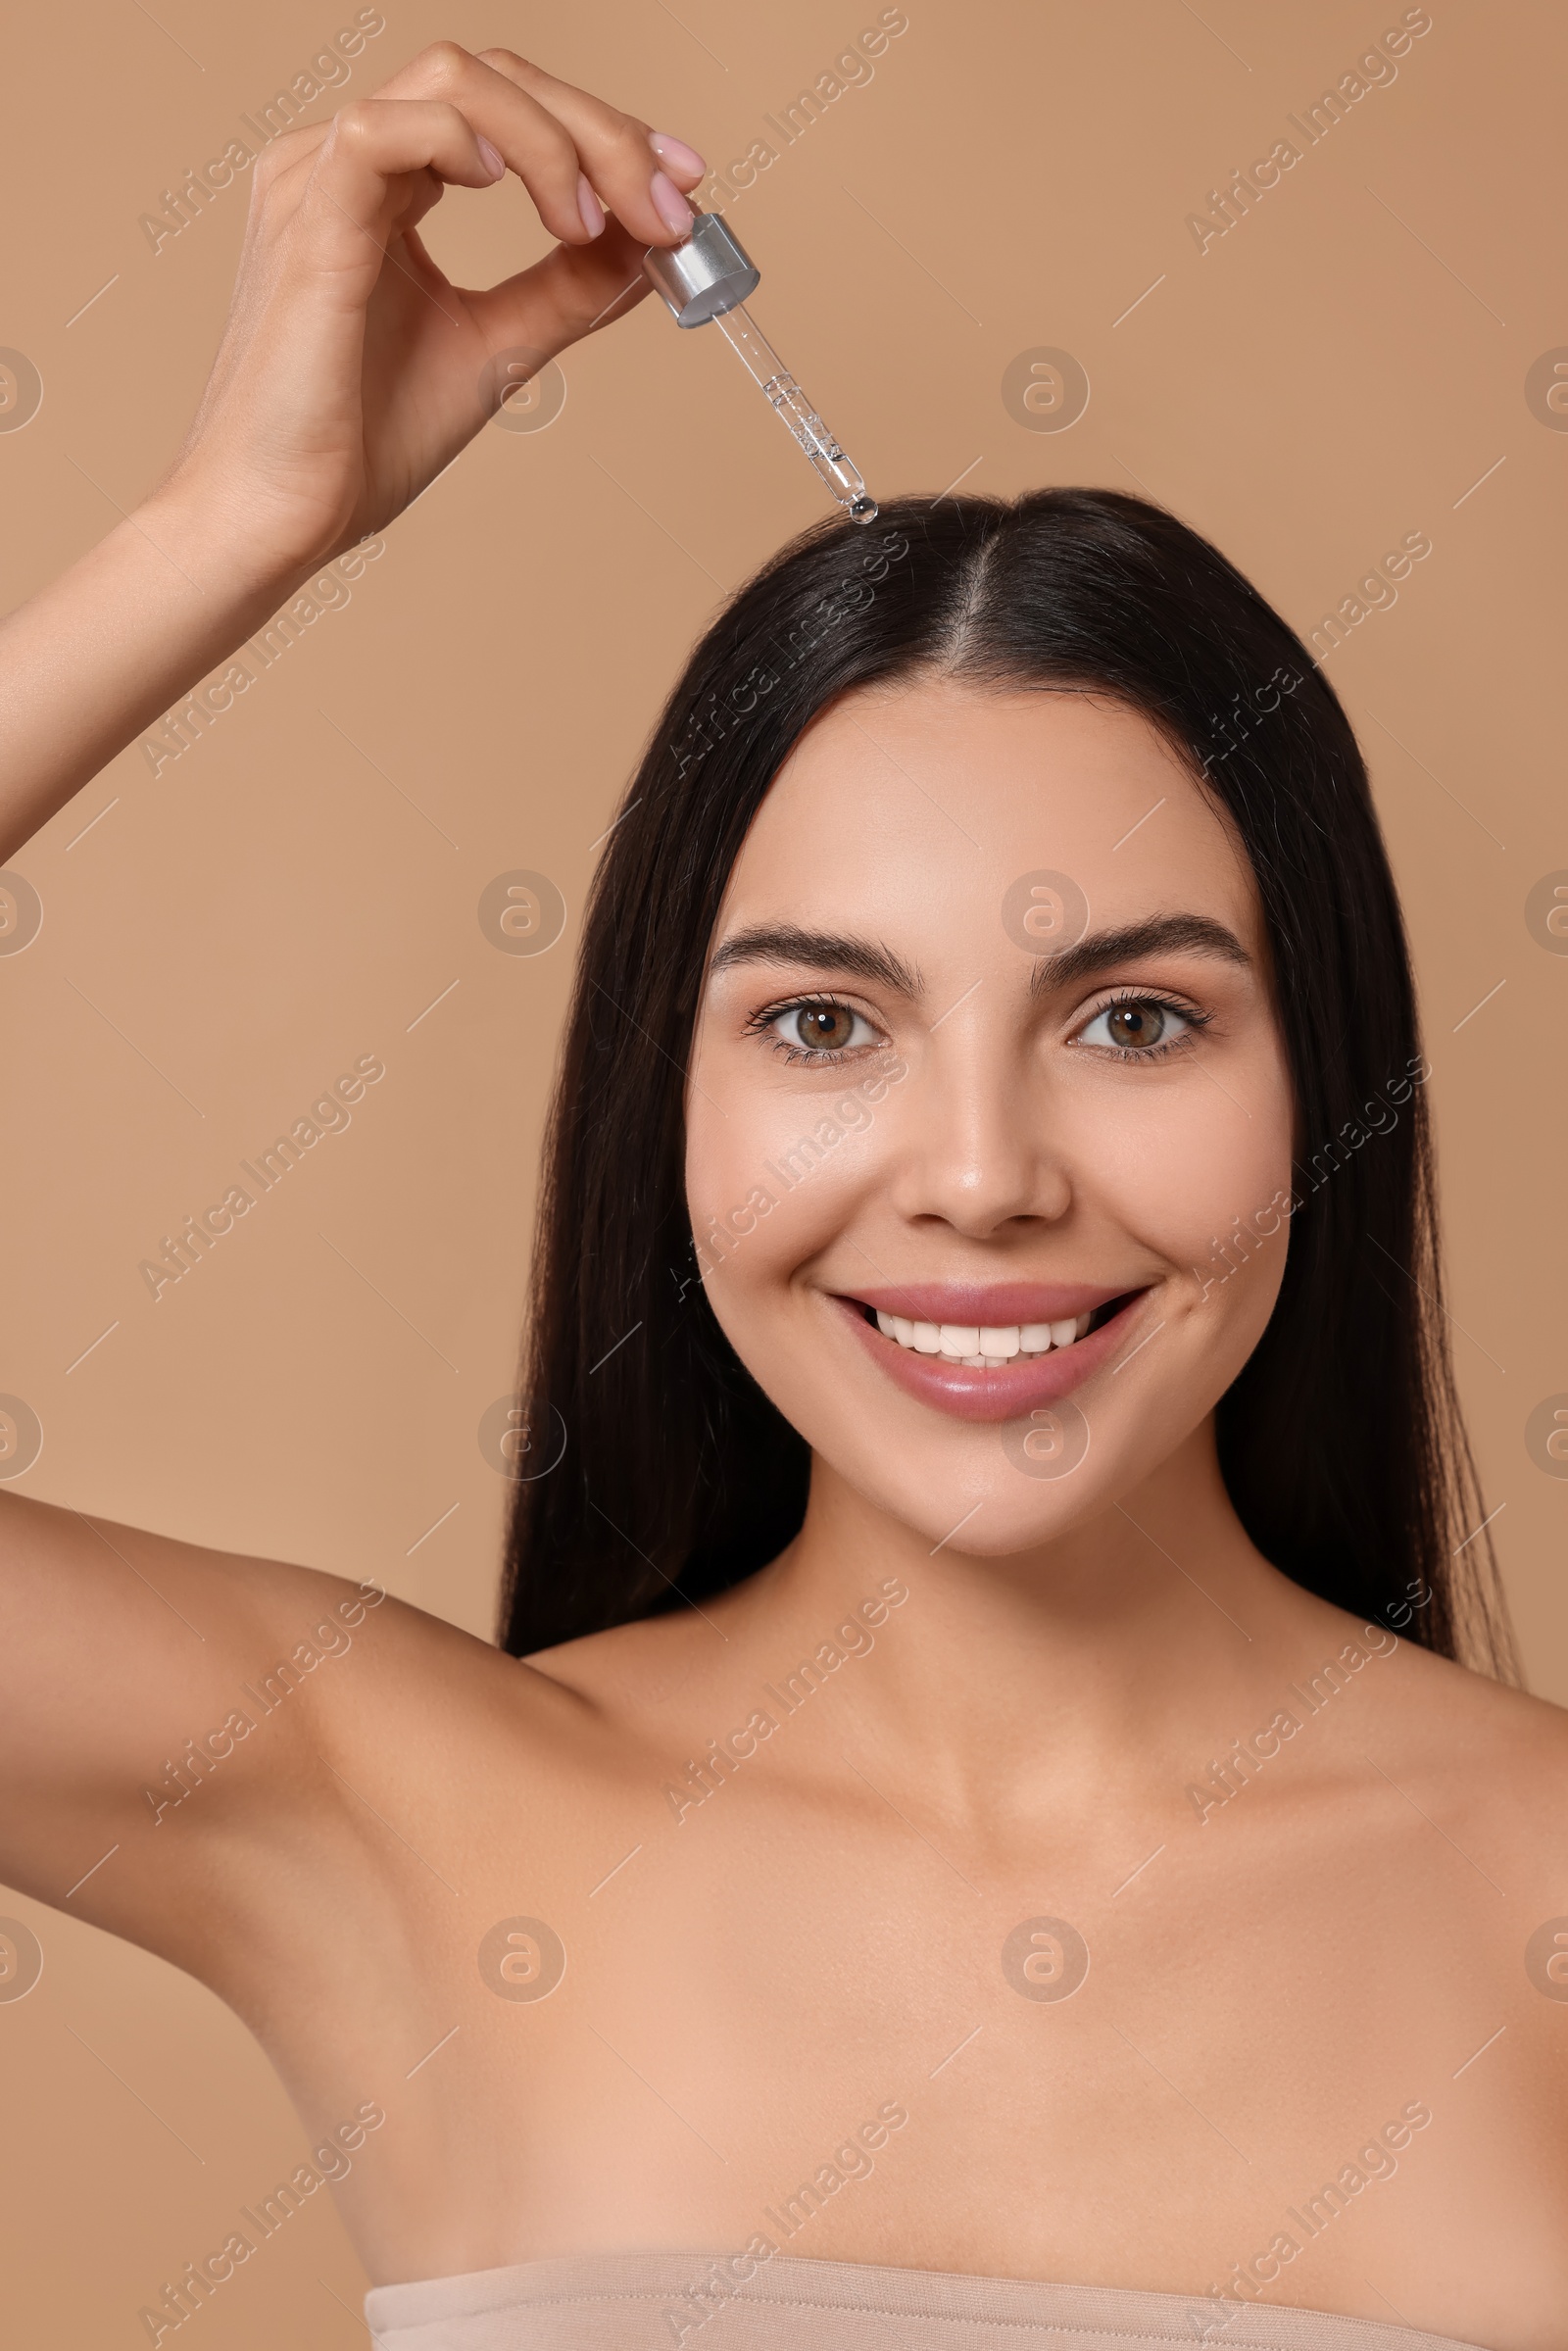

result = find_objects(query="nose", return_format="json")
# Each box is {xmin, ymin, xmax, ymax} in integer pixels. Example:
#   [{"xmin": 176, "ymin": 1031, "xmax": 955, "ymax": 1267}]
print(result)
[{"xmin": 885, "ymin": 1000, "xmax": 1073, "ymax": 1239}]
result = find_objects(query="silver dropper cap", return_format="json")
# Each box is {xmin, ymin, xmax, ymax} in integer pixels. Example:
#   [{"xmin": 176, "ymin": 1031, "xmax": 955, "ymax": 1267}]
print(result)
[
  {"xmin": 641, "ymin": 212, "xmax": 880, "ymax": 525},
  {"xmin": 641, "ymin": 212, "xmax": 760, "ymax": 328}
]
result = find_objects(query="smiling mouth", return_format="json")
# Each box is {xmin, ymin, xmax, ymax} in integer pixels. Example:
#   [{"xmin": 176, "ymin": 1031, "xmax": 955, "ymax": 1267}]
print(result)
[
  {"xmin": 834, "ymin": 1286, "xmax": 1153, "ymax": 1422},
  {"xmin": 860, "ymin": 1302, "xmax": 1123, "ymax": 1368},
  {"xmin": 854, "ymin": 1290, "xmax": 1148, "ymax": 1369}
]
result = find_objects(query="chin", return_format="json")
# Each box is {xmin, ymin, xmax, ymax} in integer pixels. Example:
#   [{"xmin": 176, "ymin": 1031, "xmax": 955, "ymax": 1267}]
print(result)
[
  {"xmin": 815, "ymin": 1445, "xmax": 1114, "ymax": 1559},
  {"xmin": 757, "ymin": 1284, "xmax": 1281, "ymax": 1557}
]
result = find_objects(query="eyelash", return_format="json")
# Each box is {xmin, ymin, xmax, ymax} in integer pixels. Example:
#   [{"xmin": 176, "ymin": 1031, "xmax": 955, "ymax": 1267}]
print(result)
[
  {"xmin": 1076, "ymin": 989, "xmax": 1213, "ymax": 1063},
  {"xmin": 746, "ymin": 988, "xmax": 1214, "ymax": 1066},
  {"xmin": 745, "ymin": 993, "xmax": 884, "ymax": 1066}
]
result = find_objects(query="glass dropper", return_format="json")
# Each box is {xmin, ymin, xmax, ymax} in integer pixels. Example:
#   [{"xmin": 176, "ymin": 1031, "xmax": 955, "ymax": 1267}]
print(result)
[
  {"xmin": 709, "ymin": 302, "xmax": 876, "ymax": 523},
  {"xmin": 642, "ymin": 211, "xmax": 879, "ymax": 526}
]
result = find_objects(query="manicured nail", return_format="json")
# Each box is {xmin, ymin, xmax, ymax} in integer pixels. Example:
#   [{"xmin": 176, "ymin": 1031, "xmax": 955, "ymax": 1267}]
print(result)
[
  {"xmin": 649, "ymin": 129, "xmax": 707, "ymax": 176},
  {"xmin": 650, "ymin": 168, "xmax": 694, "ymax": 234},
  {"xmin": 577, "ymin": 171, "xmax": 606, "ymax": 237},
  {"xmin": 476, "ymin": 135, "xmax": 506, "ymax": 181}
]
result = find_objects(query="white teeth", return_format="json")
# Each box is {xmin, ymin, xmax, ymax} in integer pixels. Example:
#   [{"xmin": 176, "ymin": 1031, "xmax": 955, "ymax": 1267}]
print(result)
[{"xmin": 871, "ymin": 1308, "xmax": 1102, "ymax": 1364}]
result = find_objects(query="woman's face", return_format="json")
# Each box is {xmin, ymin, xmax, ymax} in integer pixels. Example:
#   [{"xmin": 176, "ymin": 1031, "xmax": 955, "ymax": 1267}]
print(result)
[{"xmin": 684, "ymin": 676, "xmax": 1298, "ymax": 1555}]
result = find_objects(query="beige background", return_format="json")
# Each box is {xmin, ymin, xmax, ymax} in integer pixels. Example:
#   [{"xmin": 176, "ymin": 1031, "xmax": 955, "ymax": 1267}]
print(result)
[{"xmin": 1, "ymin": 0, "xmax": 1562, "ymax": 2339}]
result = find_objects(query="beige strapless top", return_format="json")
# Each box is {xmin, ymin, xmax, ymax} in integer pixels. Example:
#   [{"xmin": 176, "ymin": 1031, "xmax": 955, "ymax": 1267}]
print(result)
[{"xmin": 364, "ymin": 2250, "xmax": 1497, "ymax": 2349}]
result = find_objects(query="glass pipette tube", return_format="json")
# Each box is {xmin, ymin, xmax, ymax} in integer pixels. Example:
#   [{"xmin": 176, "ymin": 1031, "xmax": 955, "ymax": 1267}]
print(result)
[{"xmin": 710, "ymin": 303, "xmax": 879, "ymax": 525}]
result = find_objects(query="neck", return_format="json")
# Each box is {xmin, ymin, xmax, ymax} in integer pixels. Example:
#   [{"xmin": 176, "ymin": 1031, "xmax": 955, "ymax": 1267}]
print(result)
[{"xmin": 747, "ymin": 1417, "xmax": 1344, "ymax": 1821}]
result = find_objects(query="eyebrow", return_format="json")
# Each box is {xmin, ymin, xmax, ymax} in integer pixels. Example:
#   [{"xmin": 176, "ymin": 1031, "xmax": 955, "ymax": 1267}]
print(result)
[
  {"xmin": 708, "ymin": 924, "xmax": 924, "ymax": 996},
  {"xmin": 709, "ymin": 913, "xmax": 1249, "ymax": 1001},
  {"xmin": 1031, "ymin": 913, "xmax": 1251, "ymax": 995}
]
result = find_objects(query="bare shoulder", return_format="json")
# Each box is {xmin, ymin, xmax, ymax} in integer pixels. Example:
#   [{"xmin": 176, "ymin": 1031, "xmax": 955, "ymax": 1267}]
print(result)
[
  {"xmin": 1376, "ymin": 1622, "xmax": 1568, "ymax": 1754},
  {"xmin": 1362, "ymin": 1622, "xmax": 1568, "ymax": 1882},
  {"xmin": 502, "ymin": 1571, "xmax": 804, "ymax": 1782},
  {"xmin": 519, "ymin": 1594, "xmax": 729, "ymax": 1714}
]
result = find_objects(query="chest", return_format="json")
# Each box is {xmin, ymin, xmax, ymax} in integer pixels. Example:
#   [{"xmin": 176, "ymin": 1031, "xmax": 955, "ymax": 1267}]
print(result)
[{"xmin": 285, "ymin": 1764, "xmax": 1568, "ymax": 2342}]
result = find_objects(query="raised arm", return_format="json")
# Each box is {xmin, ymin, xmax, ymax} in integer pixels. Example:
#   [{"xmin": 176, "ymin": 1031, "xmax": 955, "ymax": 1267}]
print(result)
[
  {"xmin": 0, "ymin": 42, "xmax": 704, "ymax": 1953},
  {"xmin": 0, "ymin": 41, "xmax": 705, "ymax": 865}
]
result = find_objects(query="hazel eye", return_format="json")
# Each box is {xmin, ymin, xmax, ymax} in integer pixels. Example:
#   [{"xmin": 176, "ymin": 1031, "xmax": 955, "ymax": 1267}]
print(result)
[
  {"xmin": 769, "ymin": 1002, "xmax": 875, "ymax": 1054},
  {"xmin": 1078, "ymin": 998, "xmax": 1192, "ymax": 1053}
]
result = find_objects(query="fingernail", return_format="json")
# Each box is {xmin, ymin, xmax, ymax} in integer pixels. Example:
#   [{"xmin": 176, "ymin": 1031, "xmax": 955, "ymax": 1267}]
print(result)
[
  {"xmin": 577, "ymin": 171, "xmax": 606, "ymax": 237},
  {"xmin": 476, "ymin": 135, "xmax": 506, "ymax": 181},
  {"xmin": 650, "ymin": 168, "xmax": 695, "ymax": 235},
  {"xmin": 649, "ymin": 129, "xmax": 707, "ymax": 176}
]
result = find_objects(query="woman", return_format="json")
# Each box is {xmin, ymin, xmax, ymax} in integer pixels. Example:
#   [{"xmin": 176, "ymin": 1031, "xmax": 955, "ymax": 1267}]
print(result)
[{"xmin": 1, "ymin": 40, "xmax": 1564, "ymax": 2351}]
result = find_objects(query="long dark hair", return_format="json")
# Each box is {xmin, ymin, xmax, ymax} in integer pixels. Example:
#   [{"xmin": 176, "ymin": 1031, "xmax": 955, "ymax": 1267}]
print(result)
[{"xmin": 500, "ymin": 488, "xmax": 1514, "ymax": 1680}]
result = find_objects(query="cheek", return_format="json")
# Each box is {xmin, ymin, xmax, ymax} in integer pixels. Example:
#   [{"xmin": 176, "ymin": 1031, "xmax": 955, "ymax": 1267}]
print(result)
[
  {"xmin": 1040, "ymin": 1045, "xmax": 1299, "ymax": 1440},
  {"xmin": 686, "ymin": 1085, "xmax": 882, "ymax": 1291},
  {"xmin": 1093, "ymin": 1074, "xmax": 1294, "ymax": 1272},
  {"xmin": 1125, "ymin": 1062, "xmax": 1298, "ymax": 1376}
]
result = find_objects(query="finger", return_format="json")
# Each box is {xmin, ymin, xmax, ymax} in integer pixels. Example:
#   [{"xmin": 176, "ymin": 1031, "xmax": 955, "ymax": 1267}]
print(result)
[
  {"xmin": 254, "ymin": 114, "xmax": 446, "ymax": 246},
  {"xmin": 647, "ymin": 131, "xmax": 709, "ymax": 193},
  {"xmin": 463, "ymin": 220, "xmax": 655, "ymax": 362},
  {"xmin": 470, "ymin": 48, "xmax": 704, "ymax": 247},
  {"xmin": 363, "ymin": 44, "xmax": 706, "ymax": 249},
  {"xmin": 247, "ymin": 117, "xmax": 333, "ymax": 186},
  {"xmin": 320, "ymin": 96, "xmax": 508, "ymax": 202},
  {"xmin": 368, "ymin": 43, "xmax": 595, "ymax": 245}
]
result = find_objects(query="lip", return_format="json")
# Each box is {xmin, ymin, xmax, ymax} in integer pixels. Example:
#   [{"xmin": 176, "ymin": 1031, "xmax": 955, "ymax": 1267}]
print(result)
[{"xmin": 831, "ymin": 1286, "xmax": 1153, "ymax": 1424}]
